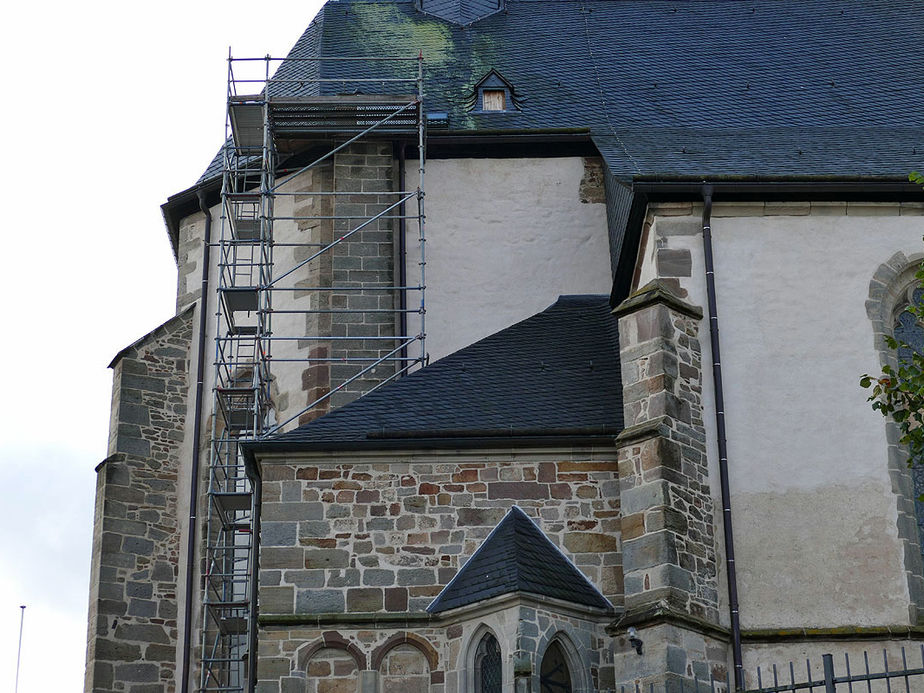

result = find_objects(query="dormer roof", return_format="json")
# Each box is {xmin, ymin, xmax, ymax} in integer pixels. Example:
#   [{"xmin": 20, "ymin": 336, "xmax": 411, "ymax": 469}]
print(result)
[
  {"xmin": 427, "ymin": 506, "xmax": 612, "ymax": 613},
  {"xmin": 417, "ymin": 0, "xmax": 504, "ymax": 26}
]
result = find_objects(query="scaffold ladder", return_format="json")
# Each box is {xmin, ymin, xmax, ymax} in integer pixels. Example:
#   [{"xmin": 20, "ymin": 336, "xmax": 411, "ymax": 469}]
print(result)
[{"xmin": 199, "ymin": 53, "xmax": 426, "ymax": 692}]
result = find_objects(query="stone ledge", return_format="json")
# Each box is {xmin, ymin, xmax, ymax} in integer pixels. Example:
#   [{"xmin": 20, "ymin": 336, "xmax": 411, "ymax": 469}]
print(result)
[
  {"xmin": 259, "ymin": 612, "xmax": 435, "ymax": 628},
  {"xmin": 615, "ymin": 416, "xmax": 672, "ymax": 447},
  {"xmin": 612, "ymin": 279, "xmax": 704, "ymax": 321},
  {"xmin": 607, "ymin": 603, "xmax": 729, "ymax": 642},
  {"xmin": 742, "ymin": 625, "xmax": 924, "ymax": 642}
]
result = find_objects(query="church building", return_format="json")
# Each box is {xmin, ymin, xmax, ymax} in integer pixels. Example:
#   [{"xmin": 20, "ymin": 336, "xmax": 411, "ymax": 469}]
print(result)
[{"xmin": 84, "ymin": 1, "xmax": 924, "ymax": 692}]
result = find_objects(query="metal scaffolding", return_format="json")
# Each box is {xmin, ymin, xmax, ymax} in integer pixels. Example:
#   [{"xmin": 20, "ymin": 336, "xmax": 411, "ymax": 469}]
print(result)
[{"xmin": 200, "ymin": 53, "xmax": 426, "ymax": 692}]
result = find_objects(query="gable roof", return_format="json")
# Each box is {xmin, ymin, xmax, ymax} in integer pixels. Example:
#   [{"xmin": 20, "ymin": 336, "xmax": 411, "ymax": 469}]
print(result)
[
  {"xmin": 244, "ymin": 294, "xmax": 622, "ymax": 454},
  {"xmin": 195, "ymin": 0, "xmax": 922, "ymax": 185},
  {"xmin": 428, "ymin": 506, "xmax": 612, "ymax": 613}
]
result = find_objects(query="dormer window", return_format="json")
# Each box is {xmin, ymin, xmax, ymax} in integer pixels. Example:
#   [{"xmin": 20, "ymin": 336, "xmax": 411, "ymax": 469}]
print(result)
[
  {"xmin": 471, "ymin": 70, "xmax": 519, "ymax": 114},
  {"xmin": 482, "ymin": 90, "xmax": 506, "ymax": 111}
]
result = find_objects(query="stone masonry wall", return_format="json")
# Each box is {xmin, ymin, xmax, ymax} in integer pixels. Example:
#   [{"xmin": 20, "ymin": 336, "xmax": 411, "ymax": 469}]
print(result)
[
  {"xmin": 610, "ymin": 281, "xmax": 726, "ymax": 689},
  {"xmin": 291, "ymin": 141, "xmax": 399, "ymax": 423},
  {"xmin": 256, "ymin": 601, "xmax": 611, "ymax": 693},
  {"xmin": 84, "ymin": 308, "xmax": 194, "ymax": 693},
  {"xmin": 615, "ymin": 283, "xmax": 717, "ymax": 622},
  {"xmin": 257, "ymin": 450, "xmax": 621, "ymax": 618},
  {"xmin": 329, "ymin": 141, "xmax": 398, "ymax": 409}
]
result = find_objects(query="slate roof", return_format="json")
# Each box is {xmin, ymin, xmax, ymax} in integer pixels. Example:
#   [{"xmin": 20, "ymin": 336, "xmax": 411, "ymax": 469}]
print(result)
[
  {"xmin": 198, "ymin": 0, "xmax": 923, "ymax": 184},
  {"xmin": 245, "ymin": 295, "xmax": 621, "ymax": 452},
  {"xmin": 427, "ymin": 506, "xmax": 612, "ymax": 613}
]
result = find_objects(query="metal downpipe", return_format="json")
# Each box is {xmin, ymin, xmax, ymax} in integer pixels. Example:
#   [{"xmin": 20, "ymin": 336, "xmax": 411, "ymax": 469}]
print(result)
[
  {"xmin": 180, "ymin": 189, "xmax": 212, "ymax": 693},
  {"xmin": 701, "ymin": 184, "xmax": 744, "ymax": 689}
]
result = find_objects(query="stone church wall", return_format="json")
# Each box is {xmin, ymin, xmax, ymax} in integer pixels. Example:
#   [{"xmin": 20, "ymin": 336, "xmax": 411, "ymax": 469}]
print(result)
[
  {"xmin": 256, "ymin": 449, "xmax": 621, "ymax": 616},
  {"xmin": 634, "ymin": 202, "xmax": 924, "ymax": 670},
  {"xmin": 406, "ymin": 157, "xmax": 612, "ymax": 363},
  {"xmin": 84, "ymin": 307, "xmax": 193, "ymax": 693}
]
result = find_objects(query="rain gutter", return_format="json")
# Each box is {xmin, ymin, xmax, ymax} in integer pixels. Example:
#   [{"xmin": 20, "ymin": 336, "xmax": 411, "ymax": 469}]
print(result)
[
  {"xmin": 701, "ymin": 184, "xmax": 743, "ymax": 689},
  {"xmin": 179, "ymin": 188, "xmax": 212, "ymax": 693}
]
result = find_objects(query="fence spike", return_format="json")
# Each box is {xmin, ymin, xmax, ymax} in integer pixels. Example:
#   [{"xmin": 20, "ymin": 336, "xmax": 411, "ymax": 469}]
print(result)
[
  {"xmin": 789, "ymin": 660, "xmax": 796, "ymax": 693},
  {"xmin": 845, "ymin": 651, "xmax": 854, "ymax": 693},
  {"xmin": 823, "ymin": 654, "xmax": 835, "ymax": 693},
  {"xmin": 773, "ymin": 663, "xmax": 779, "ymax": 689},
  {"xmin": 884, "ymin": 649, "xmax": 892, "ymax": 693},
  {"xmin": 863, "ymin": 651, "xmax": 871, "ymax": 693},
  {"xmin": 806, "ymin": 658, "xmax": 813, "ymax": 693},
  {"xmin": 902, "ymin": 646, "xmax": 910, "ymax": 693}
]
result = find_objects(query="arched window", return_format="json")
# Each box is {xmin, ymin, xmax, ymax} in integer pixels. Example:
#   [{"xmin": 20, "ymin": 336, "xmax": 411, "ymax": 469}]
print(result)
[
  {"xmin": 539, "ymin": 641, "xmax": 572, "ymax": 693},
  {"xmin": 894, "ymin": 285, "xmax": 924, "ymax": 545},
  {"xmin": 474, "ymin": 632, "xmax": 502, "ymax": 693},
  {"xmin": 868, "ymin": 253, "xmax": 924, "ymax": 618},
  {"xmin": 895, "ymin": 286, "xmax": 924, "ymax": 365}
]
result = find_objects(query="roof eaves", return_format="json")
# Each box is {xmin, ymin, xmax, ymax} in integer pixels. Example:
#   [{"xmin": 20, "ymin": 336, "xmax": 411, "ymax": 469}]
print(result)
[{"xmin": 242, "ymin": 433, "xmax": 618, "ymax": 472}]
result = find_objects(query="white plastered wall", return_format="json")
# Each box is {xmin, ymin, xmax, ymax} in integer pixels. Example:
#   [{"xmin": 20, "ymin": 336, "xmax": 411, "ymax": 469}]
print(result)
[
  {"xmin": 408, "ymin": 157, "xmax": 612, "ymax": 362},
  {"xmin": 638, "ymin": 204, "xmax": 924, "ymax": 629}
]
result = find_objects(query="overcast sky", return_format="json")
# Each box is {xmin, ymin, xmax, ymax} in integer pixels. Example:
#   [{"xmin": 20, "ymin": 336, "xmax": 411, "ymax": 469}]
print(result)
[{"xmin": 0, "ymin": 2, "xmax": 324, "ymax": 690}]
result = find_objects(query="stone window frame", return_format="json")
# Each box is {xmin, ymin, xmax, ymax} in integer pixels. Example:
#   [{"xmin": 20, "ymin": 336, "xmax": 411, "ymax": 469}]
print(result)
[
  {"xmin": 462, "ymin": 624, "xmax": 506, "ymax": 693},
  {"xmin": 866, "ymin": 250, "xmax": 924, "ymax": 623},
  {"xmin": 294, "ymin": 631, "xmax": 367, "ymax": 674},
  {"xmin": 371, "ymin": 631, "xmax": 441, "ymax": 684},
  {"xmin": 534, "ymin": 629, "xmax": 589, "ymax": 693}
]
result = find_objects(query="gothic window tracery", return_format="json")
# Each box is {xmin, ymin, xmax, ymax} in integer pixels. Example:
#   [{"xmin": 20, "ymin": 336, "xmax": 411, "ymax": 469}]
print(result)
[{"xmin": 474, "ymin": 632, "xmax": 502, "ymax": 693}]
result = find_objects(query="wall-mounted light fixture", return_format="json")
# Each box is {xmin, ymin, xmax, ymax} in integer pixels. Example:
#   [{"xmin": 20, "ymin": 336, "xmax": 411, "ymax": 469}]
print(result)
[{"xmin": 627, "ymin": 627, "xmax": 644, "ymax": 655}]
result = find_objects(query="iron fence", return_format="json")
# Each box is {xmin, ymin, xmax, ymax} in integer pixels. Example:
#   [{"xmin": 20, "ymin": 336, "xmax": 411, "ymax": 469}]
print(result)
[{"xmin": 615, "ymin": 645, "xmax": 924, "ymax": 693}]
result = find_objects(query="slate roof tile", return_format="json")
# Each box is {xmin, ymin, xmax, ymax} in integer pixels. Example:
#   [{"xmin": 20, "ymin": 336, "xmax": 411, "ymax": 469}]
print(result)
[
  {"xmin": 428, "ymin": 506, "xmax": 612, "ymax": 613},
  {"xmin": 249, "ymin": 294, "xmax": 621, "ymax": 449},
  {"xmin": 197, "ymin": 0, "xmax": 923, "ymax": 184}
]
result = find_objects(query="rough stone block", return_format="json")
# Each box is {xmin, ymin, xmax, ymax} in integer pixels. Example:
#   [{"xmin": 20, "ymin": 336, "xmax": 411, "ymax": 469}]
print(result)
[
  {"xmin": 656, "ymin": 248, "xmax": 692, "ymax": 277},
  {"xmin": 398, "ymin": 568, "xmax": 435, "ymax": 586},
  {"xmin": 304, "ymin": 549, "xmax": 349, "ymax": 569},
  {"xmin": 622, "ymin": 530, "xmax": 678, "ymax": 571},
  {"xmin": 295, "ymin": 588, "xmax": 345, "ymax": 613},
  {"xmin": 363, "ymin": 569, "xmax": 396, "ymax": 586},
  {"xmin": 347, "ymin": 587, "xmax": 384, "ymax": 611},
  {"xmin": 261, "ymin": 585, "xmax": 295, "ymax": 612},
  {"xmin": 113, "ymin": 623, "xmax": 170, "ymax": 644},
  {"xmin": 487, "ymin": 482, "xmax": 548, "ymax": 500},
  {"xmin": 114, "ymin": 663, "xmax": 159, "ymax": 682},
  {"xmin": 456, "ymin": 507, "xmax": 506, "ymax": 526},
  {"xmin": 385, "ymin": 588, "xmax": 409, "ymax": 611}
]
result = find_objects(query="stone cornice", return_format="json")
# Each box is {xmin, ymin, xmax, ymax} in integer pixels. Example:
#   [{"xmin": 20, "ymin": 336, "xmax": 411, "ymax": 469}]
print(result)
[
  {"xmin": 612, "ymin": 279, "xmax": 704, "ymax": 321},
  {"xmin": 742, "ymin": 625, "xmax": 924, "ymax": 642},
  {"xmin": 614, "ymin": 416, "xmax": 672, "ymax": 447},
  {"xmin": 607, "ymin": 603, "xmax": 730, "ymax": 642}
]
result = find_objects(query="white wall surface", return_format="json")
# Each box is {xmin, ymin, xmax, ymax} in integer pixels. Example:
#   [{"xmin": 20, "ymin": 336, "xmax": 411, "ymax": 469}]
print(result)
[
  {"xmin": 643, "ymin": 205, "xmax": 924, "ymax": 628},
  {"xmin": 408, "ymin": 157, "xmax": 612, "ymax": 362}
]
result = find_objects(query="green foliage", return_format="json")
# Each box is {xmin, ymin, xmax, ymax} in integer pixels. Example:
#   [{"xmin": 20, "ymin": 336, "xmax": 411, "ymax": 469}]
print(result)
[{"xmin": 861, "ymin": 172, "xmax": 924, "ymax": 467}]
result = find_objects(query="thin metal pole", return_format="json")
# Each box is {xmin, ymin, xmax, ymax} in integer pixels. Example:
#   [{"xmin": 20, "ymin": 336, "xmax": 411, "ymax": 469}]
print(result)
[
  {"xmin": 417, "ymin": 50, "xmax": 427, "ymax": 368},
  {"xmin": 822, "ymin": 654, "xmax": 835, "ymax": 693},
  {"xmin": 14, "ymin": 605, "xmax": 25, "ymax": 693}
]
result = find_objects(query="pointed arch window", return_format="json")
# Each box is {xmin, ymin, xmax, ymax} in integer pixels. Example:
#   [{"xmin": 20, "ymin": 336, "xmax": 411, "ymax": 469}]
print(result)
[
  {"xmin": 895, "ymin": 287, "xmax": 924, "ymax": 365},
  {"xmin": 539, "ymin": 641, "xmax": 572, "ymax": 693},
  {"xmin": 474, "ymin": 632, "xmax": 502, "ymax": 693}
]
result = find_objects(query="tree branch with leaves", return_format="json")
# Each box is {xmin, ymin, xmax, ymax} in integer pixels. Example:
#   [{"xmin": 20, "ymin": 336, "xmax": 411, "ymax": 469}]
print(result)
[{"xmin": 861, "ymin": 171, "xmax": 924, "ymax": 470}]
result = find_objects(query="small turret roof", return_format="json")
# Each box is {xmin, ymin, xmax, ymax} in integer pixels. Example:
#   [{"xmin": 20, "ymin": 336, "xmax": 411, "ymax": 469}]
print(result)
[{"xmin": 427, "ymin": 506, "xmax": 612, "ymax": 613}]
